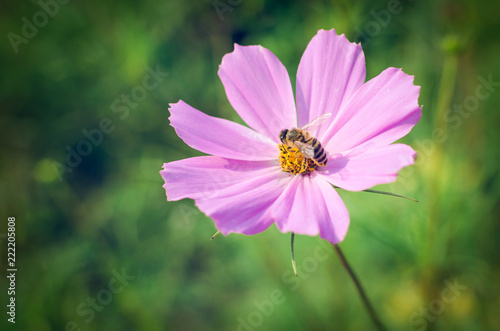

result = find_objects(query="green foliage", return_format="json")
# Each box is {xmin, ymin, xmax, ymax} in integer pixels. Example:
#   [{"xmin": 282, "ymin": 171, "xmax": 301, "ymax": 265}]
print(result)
[{"xmin": 1, "ymin": 0, "xmax": 500, "ymax": 330}]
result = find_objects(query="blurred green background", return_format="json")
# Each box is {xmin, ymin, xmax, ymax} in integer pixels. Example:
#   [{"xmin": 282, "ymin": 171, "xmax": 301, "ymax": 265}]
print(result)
[{"xmin": 1, "ymin": 0, "xmax": 499, "ymax": 330}]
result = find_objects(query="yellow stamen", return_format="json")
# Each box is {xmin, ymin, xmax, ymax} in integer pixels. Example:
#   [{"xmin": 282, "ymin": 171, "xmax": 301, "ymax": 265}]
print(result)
[{"xmin": 278, "ymin": 144, "xmax": 317, "ymax": 175}]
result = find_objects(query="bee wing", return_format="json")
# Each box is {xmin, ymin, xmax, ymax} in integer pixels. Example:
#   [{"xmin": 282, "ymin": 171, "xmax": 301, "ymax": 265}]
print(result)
[
  {"xmin": 301, "ymin": 113, "xmax": 332, "ymax": 130},
  {"xmin": 295, "ymin": 141, "xmax": 316, "ymax": 159}
]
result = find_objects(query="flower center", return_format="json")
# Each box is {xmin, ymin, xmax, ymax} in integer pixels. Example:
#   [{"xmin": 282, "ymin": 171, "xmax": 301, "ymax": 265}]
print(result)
[{"xmin": 278, "ymin": 144, "xmax": 318, "ymax": 175}]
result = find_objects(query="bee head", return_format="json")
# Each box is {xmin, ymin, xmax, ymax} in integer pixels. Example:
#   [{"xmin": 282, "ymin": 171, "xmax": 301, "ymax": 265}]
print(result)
[
  {"xmin": 288, "ymin": 129, "xmax": 300, "ymax": 140},
  {"xmin": 279, "ymin": 129, "xmax": 288, "ymax": 144}
]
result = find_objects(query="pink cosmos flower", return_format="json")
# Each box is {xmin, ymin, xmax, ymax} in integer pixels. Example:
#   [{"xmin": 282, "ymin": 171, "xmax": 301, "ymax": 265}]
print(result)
[{"xmin": 160, "ymin": 28, "xmax": 421, "ymax": 244}]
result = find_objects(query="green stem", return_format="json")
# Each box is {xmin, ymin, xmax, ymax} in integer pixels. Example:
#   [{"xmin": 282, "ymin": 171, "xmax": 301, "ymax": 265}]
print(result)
[
  {"xmin": 333, "ymin": 244, "xmax": 386, "ymax": 331},
  {"xmin": 421, "ymin": 44, "xmax": 459, "ymax": 331},
  {"xmin": 291, "ymin": 233, "xmax": 298, "ymax": 276},
  {"xmin": 362, "ymin": 189, "xmax": 418, "ymax": 202},
  {"xmin": 427, "ymin": 54, "xmax": 458, "ymax": 242},
  {"xmin": 333, "ymin": 185, "xmax": 418, "ymax": 202}
]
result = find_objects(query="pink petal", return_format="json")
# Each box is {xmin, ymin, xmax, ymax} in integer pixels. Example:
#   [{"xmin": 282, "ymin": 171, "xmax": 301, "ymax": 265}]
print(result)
[
  {"xmin": 272, "ymin": 175, "xmax": 350, "ymax": 244},
  {"xmin": 323, "ymin": 68, "xmax": 421, "ymax": 153},
  {"xmin": 317, "ymin": 143, "xmax": 416, "ymax": 191},
  {"xmin": 161, "ymin": 156, "xmax": 292, "ymax": 235},
  {"xmin": 197, "ymin": 170, "xmax": 293, "ymax": 235},
  {"xmin": 296, "ymin": 28, "xmax": 365, "ymax": 140},
  {"xmin": 161, "ymin": 156, "xmax": 279, "ymax": 201},
  {"xmin": 169, "ymin": 100, "xmax": 277, "ymax": 160},
  {"xmin": 218, "ymin": 44, "xmax": 297, "ymax": 142}
]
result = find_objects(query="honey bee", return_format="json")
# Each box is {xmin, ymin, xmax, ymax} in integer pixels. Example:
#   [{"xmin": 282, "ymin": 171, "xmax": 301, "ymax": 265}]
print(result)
[{"xmin": 279, "ymin": 113, "xmax": 331, "ymax": 167}]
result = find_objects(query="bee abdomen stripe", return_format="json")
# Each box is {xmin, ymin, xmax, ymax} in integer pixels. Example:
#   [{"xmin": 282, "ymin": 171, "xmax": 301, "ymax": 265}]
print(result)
[
  {"xmin": 313, "ymin": 145, "xmax": 324, "ymax": 157},
  {"xmin": 317, "ymin": 153, "xmax": 327, "ymax": 163}
]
